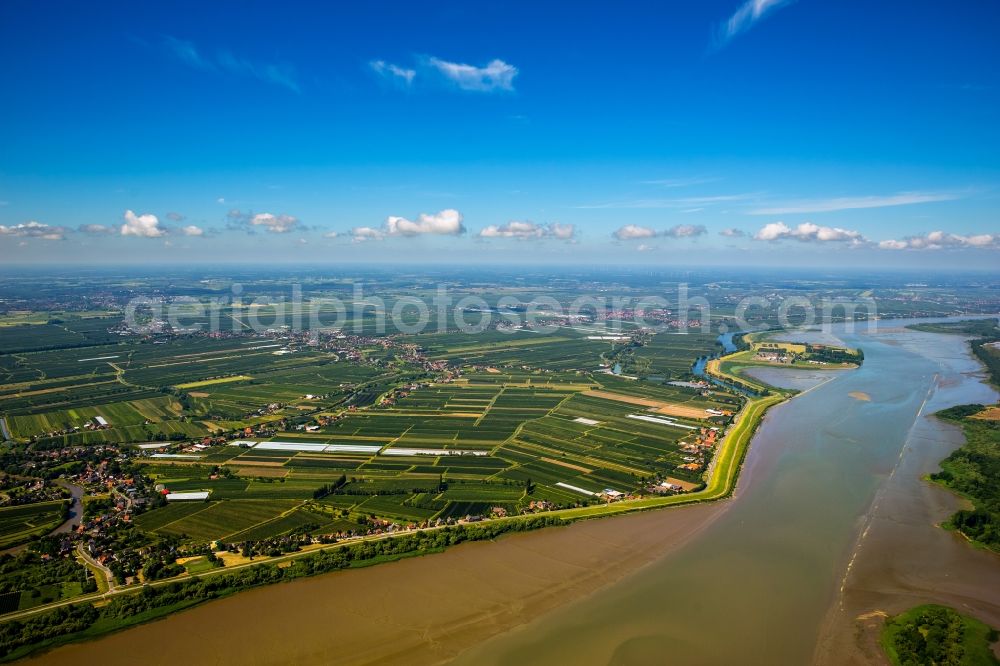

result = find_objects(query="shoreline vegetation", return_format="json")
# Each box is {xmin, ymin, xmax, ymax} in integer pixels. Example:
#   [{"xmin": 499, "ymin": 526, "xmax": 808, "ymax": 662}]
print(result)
[
  {"xmin": 0, "ymin": 340, "xmax": 808, "ymax": 663},
  {"xmin": 877, "ymin": 319, "xmax": 1000, "ymax": 664},
  {"xmin": 917, "ymin": 318, "xmax": 1000, "ymax": 553}
]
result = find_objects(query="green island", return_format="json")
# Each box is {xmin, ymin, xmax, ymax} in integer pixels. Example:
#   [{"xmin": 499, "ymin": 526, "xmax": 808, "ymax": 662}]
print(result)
[{"xmin": 881, "ymin": 604, "xmax": 999, "ymax": 666}]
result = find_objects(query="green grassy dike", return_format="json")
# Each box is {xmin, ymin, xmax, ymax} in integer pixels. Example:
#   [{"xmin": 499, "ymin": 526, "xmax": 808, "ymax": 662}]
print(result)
[
  {"xmin": 881, "ymin": 604, "xmax": 999, "ymax": 666},
  {"xmin": 0, "ymin": 351, "xmax": 790, "ymax": 663}
]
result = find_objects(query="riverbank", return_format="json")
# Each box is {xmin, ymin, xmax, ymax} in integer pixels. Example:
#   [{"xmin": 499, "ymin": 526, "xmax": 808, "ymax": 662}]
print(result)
[
  {"xmin": 21, "ymin": 500, "xmax": 729, "ymax": 666},
  {"xmin": 1, "ymin": 350, "xmax": 789, "ymax": 661},
  {"xmin": 813, "ymin": 323, "xmax": 1000, "ymax": 666},
  {"xmin": 447, "ymin": 319, "xmax": 997, "ymax": 666}
]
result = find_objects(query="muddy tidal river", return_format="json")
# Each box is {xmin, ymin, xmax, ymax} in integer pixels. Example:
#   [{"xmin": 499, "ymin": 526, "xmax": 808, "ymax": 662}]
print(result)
[{"xmin": 27, "ymin": 318, "xmax": 999, "ymax": 666}]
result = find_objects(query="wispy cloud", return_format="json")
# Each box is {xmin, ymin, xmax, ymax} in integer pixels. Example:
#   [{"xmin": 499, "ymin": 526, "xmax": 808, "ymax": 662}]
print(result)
[
  {"xmin": 163, "ymin": 36, "xmax": 300, "ymax": 93},
  {"xmin": 612, "ymin": 224, "xmax": 706, "ymax": 240},
  {"xmin": 367, "ymin": 55, "xmax": 519, "ymax": 93},
  {"xmin": 369, "ymin": 60, "xmax": 416, "ymax": 87},
  {"xmin": 715, "ymin": 0, "xmax": 796, "ymax": 49},
  {"xmin": 719, "ymin": 227, "xmax": 746, "ymax": 238},
  {"xmin": 748, "ymin": 191, "xmax": 961, "ymax": 215},
  {"xmin": 427, "ymin": 57, "xmax": 517, "ymax": 92}
]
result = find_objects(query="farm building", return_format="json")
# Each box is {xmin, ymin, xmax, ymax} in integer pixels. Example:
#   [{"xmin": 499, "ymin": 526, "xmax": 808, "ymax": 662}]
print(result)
[{"xmin": 165, "ymin": 491, "xmax": 210, "ymax": 502}]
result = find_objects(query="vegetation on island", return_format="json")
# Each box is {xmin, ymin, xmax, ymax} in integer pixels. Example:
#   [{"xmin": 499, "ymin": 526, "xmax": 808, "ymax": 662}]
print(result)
[
  {"xmin": 930, "ymin": 405, "xmax": 1000, "ymax": 550},
  {"xmin": 881, "ymin": 320, "xmax": 1000, "ymax": 664},
  {"xmin": 881, "ymin": 604, "xmax": 999, "ymax": 666},
  {"xmin": 914, "ymin": 318, "xmax": 1000, "ymax": 551}
]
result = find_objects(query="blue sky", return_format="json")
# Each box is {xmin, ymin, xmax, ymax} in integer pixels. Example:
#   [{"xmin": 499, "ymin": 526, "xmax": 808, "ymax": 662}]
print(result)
[{"xmin": 1, "ymin": 0, "xmax": 999, "ymax": 268}]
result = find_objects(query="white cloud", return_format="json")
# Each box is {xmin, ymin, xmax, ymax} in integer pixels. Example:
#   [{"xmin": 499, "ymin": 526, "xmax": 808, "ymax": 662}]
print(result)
[
  {"xmin": 877, "ymin": 231, "xmax": 999, "ymax": 251},
  {"xmin": 664, "ymin": 224, "xmax": 707, "ymax": 238},
  {"xmin": 717, "ymin": 0, "xmax": 796, "ymax": 47},
  {"xmin": 385, "ymin": 209, "xmax": 465, "ymax": 236},
  {"xmin": 166, "ymin": 211, "xmax": 186, "ymax": 222},
  {"xmin": 636, "ymin": 244, "xmax": 655, "ymax": 253},
  {"xmin": 217, "ymin": 197, "xmax": 226, "ymax": 204},
  {"xmin": 180, "ymin": 225, "xmax": 204, "ymax": 237},
  {"xmin": 612, "ymin": 225, "xmax": 658, "ymax": 241},
  {"xmin": 753, "ymin": 221, "xmax": 866, "ymax": 244},
  {"xmin": 748, "ymin": 191, "xmax": 959, "ymax": 215},
  {"xmin": 548, "ymin": 222, "xmax": 576, "ymax": 240},
  {"xmin": 323, "ymin": 231, "xmax": 339, "ymax": 239},
  {"xmin": 428, "ymin": 57, "xmax": 517, "ymax": 92},
  {"xmin": 719, "ymin": 227, "xmax": 746, "ymax": 237},
  {"xmin": 350, "ymin": 226, "xmax": 385, "ymax": 242},
  {"xmin": 78, "ymin": 224, "xmax": 114, "ymax": 235},
  {"xmin": 370, "ymin": 60, "xmax": 416, "ymax": 86},
  {"xmin": 250, "ymin": 213, "xmax": 300, "ymax": 234},
  {"xmin": 754, "ymin": 222, "xmax": 791, "ymax": 241},
  {"xmin": 121, "ymin": 210, "xmax": 166, "ymax": 238},
  {"xmin": 478, "ymin": 221, "xmax": 575, "ymax": 240},
  {"xmin": 0, "ymin": 220, "xmax": 68, "ymax": 240}
]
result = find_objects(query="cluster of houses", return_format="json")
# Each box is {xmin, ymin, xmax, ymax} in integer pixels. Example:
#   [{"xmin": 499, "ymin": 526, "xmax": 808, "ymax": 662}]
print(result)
[
  {"xmin": 753, "ymin": 350, "xmax": 793, "ymax": 364},
  {"xmin": 675, "ymin": 426, "xmax": 721, "ymax": 474},
  {"xmin": 594, "ymin": 307, "xmax": 704, "ymax": 330},
  {"xmin": 0, "ymin": 476, "xmax": 66, "ymax": 506}
]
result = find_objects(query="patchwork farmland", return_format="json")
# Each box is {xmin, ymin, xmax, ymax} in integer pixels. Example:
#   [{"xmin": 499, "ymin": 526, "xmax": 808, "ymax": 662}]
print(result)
[{"xmin": 0, "ymin": 307, "xmax": 740, "ymax": 551}]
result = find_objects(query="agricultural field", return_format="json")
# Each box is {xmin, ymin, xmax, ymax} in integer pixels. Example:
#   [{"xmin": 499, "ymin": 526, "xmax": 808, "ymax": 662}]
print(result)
[
  {"xmin": 0, "ymin": 277, "xmax": 751, "ymax": 551},
  {"xmin": 0, "ymin": 333, "xmax": 391, "ymax": 447},
  {"xmin": 0, "ymin": 502, "xmax": 65, "ymax": 549},
  {"xmin": 128, "ymin": 360, "xmax": 735, "ymax": 543},
  {"xmin": 624, "ymin": 332, "xmax": 726, "ymax": 378}
]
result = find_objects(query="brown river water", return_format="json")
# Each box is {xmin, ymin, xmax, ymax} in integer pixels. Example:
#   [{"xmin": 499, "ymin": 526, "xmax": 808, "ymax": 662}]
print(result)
[{"xmin": 25, "ymin": 319, "xmax": 1000, "ymax": 666}]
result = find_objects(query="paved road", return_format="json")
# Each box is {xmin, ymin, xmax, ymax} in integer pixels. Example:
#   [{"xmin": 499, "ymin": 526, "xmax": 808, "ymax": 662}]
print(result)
[{"xmin": 76, "ymin": 543, "xmax": 116, "ymax": 593}]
